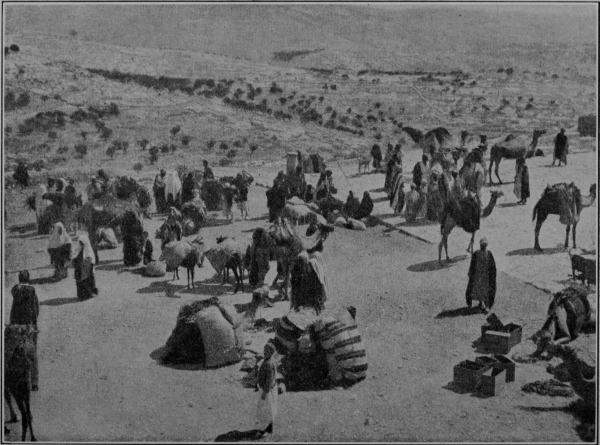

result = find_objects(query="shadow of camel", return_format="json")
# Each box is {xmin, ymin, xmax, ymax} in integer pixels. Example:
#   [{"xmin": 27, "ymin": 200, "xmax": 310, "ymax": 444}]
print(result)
[
  {"xmin": 407, "ymin": 255, "xmax": 467, "ymax": 272},
  {"xmin": 372, "ymin": 197, "xmax": 389, "ymax": 204},
  {"xmin": 246, "ymin": 213, "xmax": 269, "ymax": 222},
  {"xmin": 40, "ymin": 297, "xmax": 80, "ymax": 306},
  {"xmin": 8, "ymin": 223, "xmax": 37, "ymax": 233},
  {"xmin": 435, "ymin": 306, "xmax": 482, "ymax": 319},
  {"xmin": 136, "ymin": 279, "xmax": 186, "ymax": 295},
  {"xmin": 369, "ymin": 187, "xmax": 387, "ymax": 193},
  {"xmin": 214, "ymin": 428, "xmax": 269, "ymax": 442},
  {"xmin": 506, "ymin": 247, "xmax": 565, "ymax": 256},
  {"xmin": 441, "ymin": 381, "xmax": 493, "ymax": 399},
  {"xmin": 95, "ymin": 262, "xmax": 129, "ymax": 272},
  {"xmin": 397, "ymin": 219, "xmax": 434, "ymax": 227},
  {"xmin": 178, "ymin": 282, "xmax": 234, "ymax": 296}
]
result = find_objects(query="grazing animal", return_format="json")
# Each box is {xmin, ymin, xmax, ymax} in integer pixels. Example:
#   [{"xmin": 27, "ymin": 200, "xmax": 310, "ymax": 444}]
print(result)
[
  {"xmin": 202, "ymin": 237, "xmax": 250, "ymax": 292},
  {"xmin": 569, "ymin": 249, "xmax": 596, "ymax": 286},
  {"xmin": 488, "ymin": 129, "xmax": 546, "ymax": 184},
  {"xmin": 4, "ymin": 325, "xmax": 37, "ymax": 442},
  {"xmin": 357, "ymin": 154, "xmax": 371, "ymax": 174},
  {"xmin": 533, "ymin": 183, "xmax": 596, "ymax": 251},
  {"xmin": 439, "ymin": 190, "xmax": 504, "ymax": 261},
  {"xmin": 159, "ymin": 237, "xmax": 205, "ymax": 288}
]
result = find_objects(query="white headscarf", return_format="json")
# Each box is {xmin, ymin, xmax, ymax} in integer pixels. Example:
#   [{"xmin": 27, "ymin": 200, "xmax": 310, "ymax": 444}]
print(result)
[
  {"xmin": 73, "ymin": 232, "xmax": 96, "ymax": 264},
  {"xmin": 48, "ymin": 222, "xmax": 72, "ymax": 249},
  {"xmin": 307, "ymin": 251, "xmax": 330, "ymax": 300},
  {"xmin": 165, "ymin": 171, "xmax": 182, "ymax": 199}
]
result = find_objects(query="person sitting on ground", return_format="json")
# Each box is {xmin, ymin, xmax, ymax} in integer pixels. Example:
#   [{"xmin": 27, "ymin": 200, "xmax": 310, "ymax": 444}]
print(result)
[
  {"xmin": 355, "ymin": 191, "xmax": 374, "ymax": 220},
  {"xmin": 533, "ymin": 289, "xmax": 592, "ymax": 355},
  {"xmin": 202, "ymin": 160, "xmax": 215, "ymax": 181},
  {"xmin": 10, "ymin": 270, "xmax": 40, "ymax": 391},
  {"xmin": 142, "ymin": 231, "xmax": 154, "ymax": 265}
]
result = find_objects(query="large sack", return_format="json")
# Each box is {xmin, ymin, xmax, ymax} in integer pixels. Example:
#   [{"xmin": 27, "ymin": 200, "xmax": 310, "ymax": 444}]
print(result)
[
  {"xmin": 97, "ymin": 228, "xmax": 118, "ymax": 249},
  {"xmin": 144, "ymin": 260, "xmax": 166, "ymax": 277},
  {"xmin": 161, "ymin": 241, "xmax": 196, "ymax": 271},
  {"xmin": 347, "ymin": 218, "xmax": 367, "ymax": 231},
  {"xmin": 162, "ymin": 299, "xmax": 244, "ymax": 368},
  {"xmin": 314, "ymin": 307, "xmax": 368, "ymax": 386},
  {"xmin": 196, "ymin": 305, "xmax": 244, "ymax": 368},
  {"xmin": 272, "ymin": 307, "xmax": 318, "ymax": 355}
]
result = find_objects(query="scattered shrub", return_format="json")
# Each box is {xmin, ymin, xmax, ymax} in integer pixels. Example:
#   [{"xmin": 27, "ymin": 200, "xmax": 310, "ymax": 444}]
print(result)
[
  {"xmin": 149, "ymin": 146, "xmax": 159, "ymax": 164},
  {"xmin": 226, "ymin": 149, "xmax": 237, "ymax": 159},
  {"xmin": 181, "ymin": 135, "xmax": 191, "ymax": 146},
  {"xmin": 505, "ymin": 67, "xmax": 514, "ymax": 75},
  {"xmin": 133, "ymin": 162, "xmax": 143, "ymax": 172},
  {"xmin": 100, "ymin": 127, "xmax": 113, "ymax": 140},
  {"xmin": 58, "ymin": 145, "xmax": 69, "ymax": 154},
  {"xmin": 138, "ymin": 138, "xmax": 149, "ymax": 150},
  {"xmin": 249, "ymin": 144, "xmax": 258, "ymax": 155},
  {"xmin": 233, "ymin": 140, "xmax": 242, "ymax": 148},
  {"xmin": 170, "ymin": 144, "xmax": 177, "ymax": 153},
  {"xmin": 9, "ymin": 44, "xmax": 19, "ymax": 52},
  {"xmin": 160, "ymin": 144, "xmax": 170, "ymax": 154},
  {"xmin": 330, "ymin": 84, "xmax": 337, "ymax": 90},
  {"xmin": 106, "ymin": 146, "xmax": 116, "ymax": 159},
  {"xmin": 74, "ymin": 143, "xmax": 88, "ymax": 158},
  {"xmin": 170, "ymin": 125, "xmax": 181, "ymax": 138},
  {"xmin": 219, "ymin": 158, "xmax": 232, "ymax": 167},
  {"xmin": 31, "ymin": 159, "xmax": 45, "ymax": 171},
  {"xmin": 207, "ymin": 139, "xmax": 216, "ymax": 149},
  {"xmin": 219, "ymin": 142, "xmax": 229, "ymax": 151}
]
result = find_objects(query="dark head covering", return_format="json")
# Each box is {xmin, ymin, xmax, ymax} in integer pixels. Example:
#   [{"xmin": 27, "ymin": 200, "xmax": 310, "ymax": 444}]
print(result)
[
  {"xmin": 18, "ymin": 270, "xmax": 30, "ymax": 283},
  {"xmin": 160, "ymin": 169, "xmax": 166, "ymax": 176}
]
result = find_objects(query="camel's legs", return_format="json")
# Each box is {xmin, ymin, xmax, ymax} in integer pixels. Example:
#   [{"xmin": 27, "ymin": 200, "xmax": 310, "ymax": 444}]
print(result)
[
  {"xmin": 4, "ymin": 388, "xmax": 17, "ymax": 422},
  {"xmin": 467, "ymin": 232, "xmax": 475, "ymax": 254},
  {"xmin": 572, "ymin": 222, "xmax": 577, "ymax": 249},
  {"xmin": 534, "ymin": 214, "xmax": 546, "ymax": 251},
  {"xmin": 494, "ymin": 159, "xmax": 502, "ymax": 184},
  {"xmin": 488, "ymin": 160, "xmax": 495, "ymax": 185},
  {"xmin": 565, "ymin": 224, "xmax": 571, "ymax": 249},
  {"xmin": 232, "ymin": 267, "xmax": 241, "ymax": 293},
  {"xmin": 25, "ymin": 398, "xmax": 35, "ymax": 442}
]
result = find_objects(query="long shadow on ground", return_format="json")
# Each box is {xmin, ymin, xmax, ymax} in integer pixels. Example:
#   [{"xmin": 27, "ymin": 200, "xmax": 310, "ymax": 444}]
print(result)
[
  {"xmin": 40, "ymin": 297, "xmax": 80, "ymax": 306},
  {"xmin": 435, "ymin": 306, "xmax": 481, "ymax": 319},
  {"xmin": 397, "ymin": 219, "xmax": 434, "ymax": 227},
  {"xmin": 506, "ymin": 247, "xmax": 565, "ymax": 256},
  {"xmin": 136, "ymin": 279, "xmax": 186, "ymax": 296},
  {"xmin": 407, "ymin": 255, "xmax": 467, "ymax": 272},
  {"xmin": 498, "ymin": 202, "xmax": 523, "ymax": 208},
  {"xmin": 518, "ymin": 400, "xmax": 595, "ymax": 442},
  {"xmin": 149, "ymin": 346, "xmax": 204, "ymax": 371},
  {"xmin": 30, "ymin": 275, "xmax": 61, "ymax": 285}
]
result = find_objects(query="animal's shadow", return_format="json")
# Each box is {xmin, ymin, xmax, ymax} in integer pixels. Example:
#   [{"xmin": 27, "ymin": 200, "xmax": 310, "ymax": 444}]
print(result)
[
  {"xmin": 214, "ymin": 428, "xmax": 268, "ymax": 442},
  {"xmin": 498, "ymin": 202, "xmax": 523, "ymax": 208},
  {"xmin": 372, "ymin": 197, "xmax": 390, "ymax": 204},
  {"xmin": 8, "ymin": 223, "xmax": 37, "ymax": 233},
  {"xmin": 136, "ymin": 279, "xmax": 186, "ymax": 296},
  {"xmin": 95, "ymin": 262, "xmax": 129, "ymax": 272},
  {"xmin": 369, "ymin": 187, "xmax": 387, "ymax": 193},
  {"xmin": 40, "ymin": 297, "xmax": 80, "ymax": 306},
  {"xmin": 178, "ymin": 281, "xmax": 234, "ymax": 296},
  {"xmin": 396, "ymin": 219, "xmax": 434, "ymax": 227},
  {"xmin": 407, "ymin": 255, "xmax": 467, "ymax": 272},
  {"xmin": 435, "ymin": 306, "xmax": 482, "ymax": 319},
  {"xmin": 506, "ymin": 247, "xmax": 565, "ymax": 256},
  {"xmin": 30, "ymin": 275, "xmax": 61, "ymax": 285},
  {"xmin": 518, "ymin": 400, "xmax": 595, "ymax": 441},
  {"xmin": 246, "ymin": 213, "xmax": 269, "ymax": 222}
]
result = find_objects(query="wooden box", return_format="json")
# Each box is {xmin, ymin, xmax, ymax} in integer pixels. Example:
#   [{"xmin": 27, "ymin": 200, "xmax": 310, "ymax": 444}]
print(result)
[
  {"xmin": 482, "ymin": 323, "xmax": 522, "ymax": 354},
  {"xmin": 478, "ymin": 367, "xmax": 508, "ymax": 396},
  {"xmin": 453, "ymin": 360, "xmax": 492, "ymax": 390},
  {"xmin": 492, "ymin": 355, "xmax": 516, "ymax": 382}
]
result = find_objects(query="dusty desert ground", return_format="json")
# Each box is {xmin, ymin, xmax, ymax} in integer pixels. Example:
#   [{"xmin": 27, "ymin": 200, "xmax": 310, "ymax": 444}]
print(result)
[{"xmin": 2, "ymin": 3, "xmax": 598, "ymax": 442}]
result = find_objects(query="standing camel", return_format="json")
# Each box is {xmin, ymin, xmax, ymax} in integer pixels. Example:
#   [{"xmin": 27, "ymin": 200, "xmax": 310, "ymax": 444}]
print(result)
[
  {"xmin": 533, "ymin": 183, "xmax": 596, "ymax": 251},
  {"xmin": 402, "ymin": 126, "xmax": 457, "ymax": 171},
  {"xmin": 488, "ymin": 129, "xmax": 546, "ymax": 184},
  {"xmin": 459, "ymin": 161, "xmax": 486, "ymax": 201},
  {"xmin": 438, "ymin": 190, "xmax": 504, "ymax": 262}
]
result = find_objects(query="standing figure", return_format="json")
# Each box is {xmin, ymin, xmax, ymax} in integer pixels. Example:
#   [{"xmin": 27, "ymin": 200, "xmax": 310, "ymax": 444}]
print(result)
[
  {"xmin": 417, "ymin": 179, "xmax": 428, "ymax": 219},
  {"xmin": 426, "ymin": 172, "xmax": 444, "ymax": 222},
  {"xmin": 513, "ymin": 156, "xmax": 530, "ymax": 205},
  {"xmin": 181, "ymin": 172, "xmax": 196, "ymax": 204},
  {"xmin": 47, "ymin": 222, "xmax": 72, "ymax": 280},
  {"xmin": 142, "ymin": 231, "xmax": 154, "ymax": 265},
  {"xmin": 465, "ymin": 237, "xmax": 497, "ymax": 313},
  {"xmin": 10, "ymin": 270, "xmax": 40, "ymax": 391},
  {"xmin": 315, "ymin": 172, "xmax": 329, "ymax": 201},
  {"xmin": 202, "ymin": 160, "xmax": 214, "ymax": 181},
  {"xmin": 303, "ymin": 184, "xmax": 315, "ymax": 203},
  {"xmin": 290, "ymin": 251, "xmax": 329, "ymax": 314},
  {"xmin": 73, "ymin": 233, "xmax": 98, "ymax": 300},
  {"xmin": 404, "ymin": 183, "xmax": 420, "ymax": 222},
  {"xmin": 552, "ymin": 128, "xmax": 568, "ymax": 167},
  {"xmin": 222, "ymin": 184, "xmax": 235, "ymax": 223},
  {"xmin": 371, "ymin": 144, "xmax": 382, "ymax": 170},
  {"xmin": 153, "ymin": 169, "xmax": 167, "ymax": 214},
  {"xmin": 343, "ymin": 191, "xmax": 360, "ymax": 219},
  {"xmin": 412, "ymin": 155, "xmax": 430, "ymax": 188},
  {"xmin": 236, "ymin": 180, "xmax": 249, "ymax": 220}
]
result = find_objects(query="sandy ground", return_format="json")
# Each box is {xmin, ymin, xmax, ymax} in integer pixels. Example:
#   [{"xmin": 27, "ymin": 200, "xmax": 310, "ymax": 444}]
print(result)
[{"xmin": 3, "ymin": 153, "xmax": 596, "ymax": 441}]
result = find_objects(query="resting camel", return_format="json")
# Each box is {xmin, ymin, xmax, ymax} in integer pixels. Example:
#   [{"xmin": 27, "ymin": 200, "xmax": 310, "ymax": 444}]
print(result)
[
  {"xmin": 533, "ymin": 183, "xmax": 596, "ymax": 251},
  {"xmin": 488, "ymin": 129, "xmax": 546, "ymax": 184},
  {"xmin": 438, "ymin": 190, "xmax": 504, "ymax": 262},
  {"xmin": 547, "ymin": 343, "xmax": 595, "ymax": 411}
]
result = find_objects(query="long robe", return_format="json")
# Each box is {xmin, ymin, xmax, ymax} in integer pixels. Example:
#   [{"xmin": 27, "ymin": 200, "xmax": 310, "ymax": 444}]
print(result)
[
  {"xmin": 389, "ymin": 170, "xmax": 405, "ymax": 215},
  {"xmin": 405, "ymin": 189, "xmax": 420, "ymax": 222},
  {"xmin": 355, "ymin": 192, "xmax": 374, "ymax": 219},
  {"xmin": 10, "ymin": 283, "xmax": 39, "ymax": 386},
  {"xmin": 153, "ymin": 174, "xmax": 167, "ymax": 213},
  {"xmin": 514, "ymin": 164, "xmax": 530, "ymax": 201},
  {"xmin": 412, "ymin": 161, "xmax": 429, "ymax": 188},
  {"xmin": 465, "ymin": 249, "xmax": 497, "ymax": 309},
  {"xmin": 73, "ymin": 243, "xmax": 98, "ymax": 300},
  {"xmin": 181, "ymin": 175, "xmax": 196, "ymax": 204},
  {"xmin": 48, "ymin": 222, "xmax": 72, "ymax": 280},
  {"xmin": 554, "ymin": 133, "xmax": 568, "ymax": 162},
  {"xmin": 426, "ymin": 179, "xmax": 444, "ymax": 222}
]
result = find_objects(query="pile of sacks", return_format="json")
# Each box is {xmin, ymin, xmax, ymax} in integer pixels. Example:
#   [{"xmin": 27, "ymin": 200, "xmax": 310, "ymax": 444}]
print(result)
[{"xmin": 260, "ymin": 305, "xmax": 368, "ymax": 390}]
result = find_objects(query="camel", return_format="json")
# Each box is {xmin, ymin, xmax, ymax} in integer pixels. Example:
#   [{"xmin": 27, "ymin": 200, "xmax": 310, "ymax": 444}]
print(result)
[
  {"xmin": 438, "ymin": 190, "xmax": 504, "ymax": 261},
  {"xmin": 459, "ymin": 161, "xmax": 486, "ymax": 201},
  {"xmin": 160, "ymin": 237, "xmax": 206, "ymax": 288},
  {"xmin": 403, "ymin": 126, "xmax": 464, "ymax": 171},
  {"xmin": 533, "ymin": 183, "xmax": 596, "ymax": 251},
  {"xmin": 202, "ymin": 237, "xmax": 250, "ymax": 293},
  {"xmin": 249, "ymin": 218, "xmax": 333, "ymax": 299},
  {"xmin": 488, "ymin": 129, "xmax": 546, "ymax": 184}
]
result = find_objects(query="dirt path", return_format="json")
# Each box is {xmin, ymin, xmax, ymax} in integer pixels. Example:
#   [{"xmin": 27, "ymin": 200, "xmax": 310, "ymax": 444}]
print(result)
[{"xmin": 3, "ymin": 176, "xmax": 592, "ymax": 441}]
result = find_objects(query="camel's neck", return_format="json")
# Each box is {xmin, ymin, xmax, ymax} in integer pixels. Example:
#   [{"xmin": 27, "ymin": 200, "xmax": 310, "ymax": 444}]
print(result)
[
  {"xmin": 482, "ymin": 195, "xmax": 499, "ymax": 218},
  {"xmin": 581, "ymin": 193, "xmax": 596, "ymax": 208},
  {"xmin": 529, "ymin": 133, "xmax": 541, "ymax": 149}
]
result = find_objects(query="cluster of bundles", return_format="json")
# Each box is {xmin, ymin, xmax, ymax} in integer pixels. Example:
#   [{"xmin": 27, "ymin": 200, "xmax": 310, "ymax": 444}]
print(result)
[
  {"xmin": 313, "ymin": 307, "xmax": 368, "ymax": 387},
  {"xmin": 268, "ymin": 306, "xmax": 367, "ymax": 389},
  {"xmin": 161, "ymin": 297, "xmax": 244, "ymax": 368},
  {"xmin": 144, "ymin": 260, "xmax": 166, "ymax": 277},
  {"xmin": 97, "ymin": 228, "xmax": 118, "ymax": 249},
  {"xmin": 334, "ymin": 217, "xmax": 367, "ymax": 231}
]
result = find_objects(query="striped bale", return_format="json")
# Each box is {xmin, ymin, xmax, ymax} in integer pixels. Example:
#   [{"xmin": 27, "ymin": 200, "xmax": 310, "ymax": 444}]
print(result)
[
  {"xmin": 314, "ymin": 307, "xmax": 368, "ymax": 385},
  {"xmin": 272, "ymin": 307, "xmax": 318, "ymax": 355}
]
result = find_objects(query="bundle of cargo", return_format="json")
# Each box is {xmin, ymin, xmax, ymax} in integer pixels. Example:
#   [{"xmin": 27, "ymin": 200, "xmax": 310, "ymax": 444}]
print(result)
[{"xmin": 159, "ymin": 297, "xmax": 244, "ymax": 368}]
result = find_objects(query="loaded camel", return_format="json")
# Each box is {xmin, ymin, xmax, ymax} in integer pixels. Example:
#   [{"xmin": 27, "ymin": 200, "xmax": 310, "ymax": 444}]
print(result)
[
  {"xmin": 439, "ymin": 190, "xmax": 504, "ymax": 262},
  {"xmin": 402, "ymin": 126, "xmax": 457, "ymax": 171},
  {"xmin": 488, "ymin": 129, "xmax": 546, "ymax": 185},
  {"xmin": 202, "ymin": 236, "xmax": 250, "ymax": 292},
  {"xmin": 160, "ymin": 237, "xmax": 206, "ymax": 288},
  {"xmin": 533, "ymin": 183, "xmax": 596, "ymax": 251},
  {"xmin": 4, "ymin": 325, "xmax": 37, "ymax": 442}
]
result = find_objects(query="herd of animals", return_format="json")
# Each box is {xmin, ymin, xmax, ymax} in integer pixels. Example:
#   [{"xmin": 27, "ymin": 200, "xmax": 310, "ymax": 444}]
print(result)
[{"xmin": 3, "ymin": 121, "xmax": 597, "ymax": 442}]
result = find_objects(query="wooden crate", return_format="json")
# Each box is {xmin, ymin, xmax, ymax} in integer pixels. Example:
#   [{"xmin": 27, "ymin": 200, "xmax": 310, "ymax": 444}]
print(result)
[
  {"xmin": 453, "ymin": 360, "xmax": 492, "ymax": 390},
  {"xmin": 479, "ymin": 367, "xmax": 508, "ymax": 396},
  {"xmin": 492, "ymin": 355, "xmax": 516, "ymax": 382},
  {"xmin": 482, "ymin": 323, "xmax": 522, "ymax": 354}
]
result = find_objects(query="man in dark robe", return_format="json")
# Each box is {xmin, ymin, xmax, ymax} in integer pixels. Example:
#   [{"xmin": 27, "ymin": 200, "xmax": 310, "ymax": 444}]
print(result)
[
  {"xmin": 181, "ymin": 172, "xmax": 196, "ymax": 204},
  {"xmin": 153, "ymin": 169, "xmax": 167, "ymax": 214},
  {"xmin": 343, "ymin": 191, "xmax": 360, "ymax": 219},
  {"xmin": 13, "ymin": 162, "xmax": 29, "ymax": 188},
  {"xmin": 10, "ymin": 270, "xmax": 40, "ymax": 390},
  {"xmin": 121, "ymin": 210, "xmax": 144, "ymax": 266},
  {"xmin": 552, "ymin": 128, "xmax": 568, "ymax": 167},
  {"xmin": 465, "ymin": 238, "xmax": 497, "ymax": 313},
  {"xmin": 142, "ymin": 231, "xmax": 154, "ymax": 265},
  {"xmin": 371, "ymin": 144, "xmax": 382, "ymax": 170},
  {"xmin": 203, "ymin": 160, "xmax": 215, "ymax": 181}
]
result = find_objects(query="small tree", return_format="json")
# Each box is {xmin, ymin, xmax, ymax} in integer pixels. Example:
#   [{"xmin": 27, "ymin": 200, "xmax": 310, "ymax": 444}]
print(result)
[
  {"xmin": 181, "ymin": 135, "xmax": 191, "ymax": 146},
  {"xmin": 149, "ymin": 146, "xmax": 159, "ymax": 164},
  {"xmin": 207, "ymin": 139, "xmax": 216, "ymax": 149},
  {"xmin": 170, "ymin": 125, "xmax": 181, "ymax": 145},
  {"xmin": 106, "ymin": 145, "xmax": 116, "ymax": 159},
  {"xmin": 133, "ymin": 162, "xmax": 143, "ymax": 173},
  {"xmin": 138, "ymin": 138, "xmax": 149, "ymax": 150},
  {"xmin": 219, "ymin": 142, "xmax": 229, "ymax": 151},
  {"xmin": 75, "ymin": 143, "xmax": 88, "ymax": 161},
  {"xmin": 249, "ymin": 144, "xmax": 258, "ymax": 157},
  {"xmin": 226, "ymin": 149, "xmax": 237, "ymax": 159}
]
